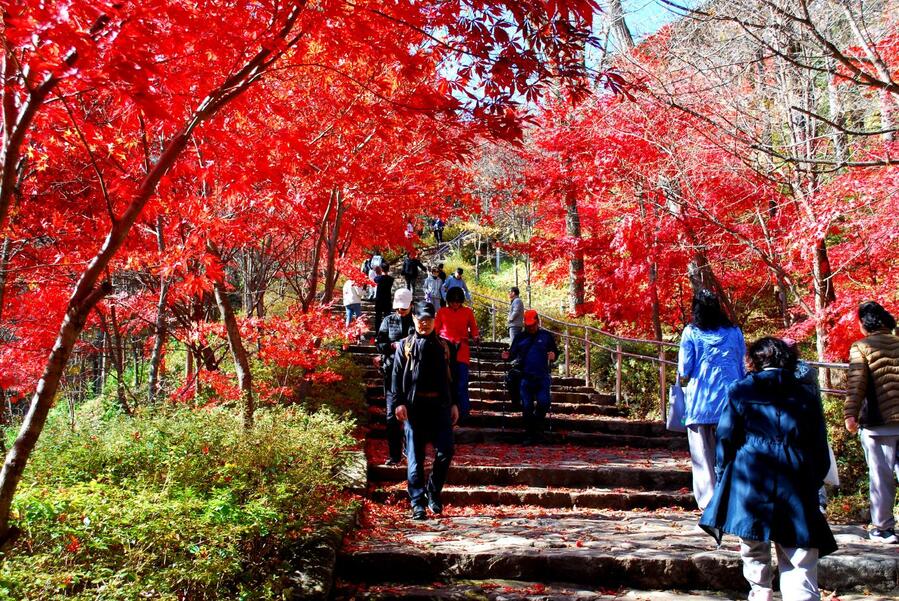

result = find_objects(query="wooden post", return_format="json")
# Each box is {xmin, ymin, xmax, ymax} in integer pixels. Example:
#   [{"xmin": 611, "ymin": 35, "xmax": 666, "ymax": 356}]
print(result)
[
  {"xmin": 615, "ymin": 341, "xmax": 623, "ymax": 406},
  {"xmin": 659, "ymin": 346, "xmax": 667, "ymax": 422},
  {"xmin": 564, "ymin": 326, "xmax": 570, "ymax": 377},
  {"xmin": 491, "ymin": 302, "xmax": 497, "ymax": 342},
  {"xmin": 584, "ymin": 330, "xmax": 591, "ymax": 388}
]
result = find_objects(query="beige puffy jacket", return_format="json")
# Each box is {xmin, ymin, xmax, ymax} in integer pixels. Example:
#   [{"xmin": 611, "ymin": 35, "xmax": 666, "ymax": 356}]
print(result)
[{"xmin": 844, "ymin": 331, "xmax": 899, "ymax": 426}]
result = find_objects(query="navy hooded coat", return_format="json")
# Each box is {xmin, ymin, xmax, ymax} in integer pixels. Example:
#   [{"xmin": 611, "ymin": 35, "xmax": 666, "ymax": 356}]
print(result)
[{"xmin": 699, "ymin": 368, "xmax": 837, "ymax": 556}]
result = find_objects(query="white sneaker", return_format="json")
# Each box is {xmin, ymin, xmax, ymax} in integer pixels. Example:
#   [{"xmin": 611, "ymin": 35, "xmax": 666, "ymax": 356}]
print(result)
[{"xmin": 869, "ymin": 528, "xmax": 899, "ymax": 544}]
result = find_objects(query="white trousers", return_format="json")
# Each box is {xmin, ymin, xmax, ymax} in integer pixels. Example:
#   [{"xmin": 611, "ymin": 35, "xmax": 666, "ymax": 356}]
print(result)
[
  {"xmin": 859, "ymin": 429, "xmax": 899, "ymax": 530},
  {"xmin": 687, "ymin": 424, "xmax": 717, "ymax": 510},
  {"xmin": 740, "ymin": 539, "xmax": 819, "ymax": 601}
]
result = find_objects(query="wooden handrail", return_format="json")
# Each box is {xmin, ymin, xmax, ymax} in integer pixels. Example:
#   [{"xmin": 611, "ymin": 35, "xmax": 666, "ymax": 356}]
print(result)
[{"xmin": 469, "ymin": 289, "xmax": 853, "ymax": 422}]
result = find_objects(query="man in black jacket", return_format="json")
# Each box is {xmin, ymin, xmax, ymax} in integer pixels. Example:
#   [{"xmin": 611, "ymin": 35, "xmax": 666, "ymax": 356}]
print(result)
[
  {"xmin": 392, "ymin": 301, "xmax": 459, "ymax": 520},
  {"xmin": 377, "ymin": 288, "xmax": 415, "ymax": 465},
  {"xmin": 373, "ymin": 264, "xmax": 394, "ymax": 330},
  {"xmin": 401, "ymin": 253, "xmax": 426, "ymax": 293}
]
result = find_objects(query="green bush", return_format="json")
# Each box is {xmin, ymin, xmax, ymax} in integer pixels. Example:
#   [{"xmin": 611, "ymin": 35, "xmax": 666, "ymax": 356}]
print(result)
[{"xmin": 0, "ymin": 405, "xmax": 356, "ymax": 600}]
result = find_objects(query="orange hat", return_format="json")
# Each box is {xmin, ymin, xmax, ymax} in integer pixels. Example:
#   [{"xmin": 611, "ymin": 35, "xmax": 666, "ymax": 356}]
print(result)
[{"xmin": 523, "ymin": 309, "xmax": 539, "ymax": 325}]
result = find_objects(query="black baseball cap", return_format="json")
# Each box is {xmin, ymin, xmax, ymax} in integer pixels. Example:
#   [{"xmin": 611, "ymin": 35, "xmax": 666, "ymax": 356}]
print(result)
[{"xmin": 413, "ymin": 301, "xmax": 437, "ymax": 319}]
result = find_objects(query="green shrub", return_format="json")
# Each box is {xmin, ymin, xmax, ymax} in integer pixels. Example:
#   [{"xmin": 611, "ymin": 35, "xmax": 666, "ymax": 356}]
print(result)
[{"xmin": 0, "ymin": 405, "xmax": 356, "ymax": 600}]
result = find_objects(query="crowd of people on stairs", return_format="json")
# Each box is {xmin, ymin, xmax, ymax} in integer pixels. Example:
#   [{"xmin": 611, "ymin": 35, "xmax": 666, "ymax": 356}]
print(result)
[{"xmin": 345, "ymin": 238, "xmax": 899, "ymax": 601}]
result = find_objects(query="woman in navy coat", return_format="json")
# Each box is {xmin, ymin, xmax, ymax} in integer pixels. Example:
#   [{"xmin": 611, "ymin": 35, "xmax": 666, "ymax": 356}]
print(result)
[{"xmin": 700, "ymin": 337, "xmax": 836, "ymax": 601}]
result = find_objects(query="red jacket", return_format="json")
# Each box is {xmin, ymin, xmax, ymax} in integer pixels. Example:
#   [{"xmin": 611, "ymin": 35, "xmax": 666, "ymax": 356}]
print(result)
[{"xmin": 435, "ymin": 306, "xmax": 479, "ymax": 364}]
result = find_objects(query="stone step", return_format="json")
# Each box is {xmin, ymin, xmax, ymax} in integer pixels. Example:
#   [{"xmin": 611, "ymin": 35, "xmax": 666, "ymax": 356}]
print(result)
[
  {"xmin": 347, "ymin": 342, "xmax": 509, "ymax": 353},
  {"xmin": 366, "ymin": 439, "xmax": 689, "ymax": 469},
  {"xmin": 468, "ymin": 388, "xmax": 616, "ymax": 406},
  {"xmin": 461, "ymin": 412, "xmax": 670, "ymax": 436},
  {"xmin": 354, "ymin": 370, "xmax": 590, "ymax": 388},
  {"xmin": 366, "ymin": 425, "xmax": 688, "ymax": 450},
  {"xmin": 347, "ymin": 344, "xmax": 507, "ymax": 357},
  {"xmin": 369, "ymin": 484, "xmax": 695, "ymax": 511},
  {"xmin": 365, "ymin": 389, "xmax": 617, "ymax": 408},
  {"xmin": 368, "ymin": 462, "xmax": 691, "ymax": 490},
  {"xmin": 365, "ymin": 396, "xmax": 621, "ymax": 417},
  {"xmin": 364, "ymin": 411, "xmax": 672, "ymax": 439},
  {"xmin": 332, "ymin": 582, "xmax": 761, "ymax": 600},
  {"xmin": 469, "ymin": 399, "xmax": 622, "ymax": 417},
  {"xmin": 337, "ymin": 508, "xmax": 898, "ymax": 593},
  {"xmin": 361, "ymin": 379, "xmax": 607, "ymax": 397}
]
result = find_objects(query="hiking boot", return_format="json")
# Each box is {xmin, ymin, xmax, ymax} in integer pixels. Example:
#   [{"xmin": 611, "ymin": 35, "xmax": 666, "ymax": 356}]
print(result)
[
  {"xmin": 411, "ymin": 506, "xmax": 428, "ymax": 521},
  {"xmin": 427, "ymin": 495, "xmax": 443, "ymax": 515},
  {"xmin": 869, "ymin": 528, "xmax": 898, "ymax": 544}
]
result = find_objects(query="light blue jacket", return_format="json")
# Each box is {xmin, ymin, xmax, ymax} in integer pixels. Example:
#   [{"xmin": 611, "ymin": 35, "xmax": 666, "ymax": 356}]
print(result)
[
  {"xmin": 441, "ymin": 275, "xmax": 471, "ymax": 302},
  {"xmin": 677, "ymin": 324, "xmax": 746, "ymax": 426}
]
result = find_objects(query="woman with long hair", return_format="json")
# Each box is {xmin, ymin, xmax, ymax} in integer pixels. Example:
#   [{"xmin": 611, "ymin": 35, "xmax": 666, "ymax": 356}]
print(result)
[{"xmin": 677, "ymin": 289, "xmax": 745, "ymax": 510}]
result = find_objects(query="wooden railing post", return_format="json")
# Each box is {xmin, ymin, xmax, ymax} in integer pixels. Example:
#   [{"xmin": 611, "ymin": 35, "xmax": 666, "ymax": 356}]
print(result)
[
  {"xmin": 615, "ymin": 341, "xmax": 622, "ymax": 406},
  {"xmin": 564, "ymin": 326, "xmax": 570, "ymax": 377},
  {"xmin": 491, "ymin": 302, "xmax": 497, "ymax": 342},
  {"xmin": 659, "ymin": 346, "xmax": 667, "ymax": 421},
  {"xmin": 584, "ymin": 329, "xmax": 591, "ymax": 388}
]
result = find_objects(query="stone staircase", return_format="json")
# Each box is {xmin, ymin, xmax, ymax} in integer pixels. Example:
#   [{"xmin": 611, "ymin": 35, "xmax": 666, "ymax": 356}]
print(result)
[{"xmin": 331, "ymin": 288, "xmax": 899, "ymax": 600}]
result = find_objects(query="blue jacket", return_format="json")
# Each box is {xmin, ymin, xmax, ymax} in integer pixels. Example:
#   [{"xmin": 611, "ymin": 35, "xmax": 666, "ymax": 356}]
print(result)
[
  {"xmin": 677, "ymin": 324, "xmax": 746, "ymax": 425},
  {"xmin": 509, "ymin": 329, "xmax": 559, "ymax": 378},
  {"xmin": 699, "ymin": 369, "xmax": 837, "ymax": 555},
  {"xmin": 441, "ymin": 275, "xmax": 471, "ymax": 302}
]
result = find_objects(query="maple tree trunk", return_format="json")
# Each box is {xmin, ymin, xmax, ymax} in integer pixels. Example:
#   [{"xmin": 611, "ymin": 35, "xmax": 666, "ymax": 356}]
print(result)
[
  {"xmin": 825, "ymin": 57, "xmax": 848, "ymax": 163},
  {"xmin": 213, "ymin": 280, "xmax": 255, "ymax": 430},
  {"xmin": 106, "ymin": 306, "xmax": 133, "ymax": 416},
  {"xmin": 841, "ymin": 4, "xmax": 896, "ymax": 141},
  {"xmin": 0, "ymin": 237, "xmax": 9, "ymax": 326},
  {"xmin": 302, "ymin": 189, "xmax": 334, "ymax": 309},
  {"xmin": 649, "ymin": 263, "xmax": 663, "ymax": 341},
  {"xmin": 321, "ymin": 187, "xmax": 345, "ymax": 303},
  {"xmin": 185, "ymin": 350, "xmax": 196, "ymax": 398},
  {"xmin": 148, "ymin": 218, "xmax": 169, "ymax": 403},
  {"xmin": 812, "ymin": 238, "xmax": 836, "ymax": 385},
  {"xmin": 564, "ymin": 187, "xmax": 586, "ymax": 315},
  {"xmin": 0, "ymin": 279, "xmax": 111, "ymax": 547},
  {"xmin": 605, "ymin": 0, "xmax": 635, "ymax": 51}
]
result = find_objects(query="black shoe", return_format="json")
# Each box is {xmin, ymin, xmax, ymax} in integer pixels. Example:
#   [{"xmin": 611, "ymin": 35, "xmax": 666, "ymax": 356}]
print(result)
[
  {"xmin": 412, "ymin": 506, "xmax": 428, "ymax": 521},
  {"xmin": 427, "ymin": 495, "xmax": 443, "ymax": 515},
  {"xmin": 384, "ymin": 458, "xmax": 402, "ymax": 466}
]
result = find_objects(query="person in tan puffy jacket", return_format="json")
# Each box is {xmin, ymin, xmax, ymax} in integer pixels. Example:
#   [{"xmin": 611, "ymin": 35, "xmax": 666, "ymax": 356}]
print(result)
[{"xmin": 844, "ymin": 300, "xmax": 899, "ymax": 544}]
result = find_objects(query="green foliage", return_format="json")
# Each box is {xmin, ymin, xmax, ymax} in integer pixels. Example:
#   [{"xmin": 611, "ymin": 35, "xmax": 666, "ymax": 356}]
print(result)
[
  {"xmin": 0, "ymin": 405, "xmax": 356, "ymax": 600},
  {"xmin": 295, "ymin": 353, "xmax": 368, "ymax": 422}
]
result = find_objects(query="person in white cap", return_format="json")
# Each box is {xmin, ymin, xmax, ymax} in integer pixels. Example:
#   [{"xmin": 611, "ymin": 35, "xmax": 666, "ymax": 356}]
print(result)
[{"xmin": 376, "ymin": 288, "xmax": 415, "ymax": 465}]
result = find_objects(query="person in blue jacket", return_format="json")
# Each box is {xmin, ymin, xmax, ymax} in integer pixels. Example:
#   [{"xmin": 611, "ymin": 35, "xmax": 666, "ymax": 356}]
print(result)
[
  {"xmin": 503, "ymin": 310, "xmax": 559, "ymax": 445},
  {"xmin": 677, "ymin": 289, "xmax": 746, "ymax": 510},
  {"xmin": 700, "ymin": 337, "xmax": 836, "ymax": 601}
]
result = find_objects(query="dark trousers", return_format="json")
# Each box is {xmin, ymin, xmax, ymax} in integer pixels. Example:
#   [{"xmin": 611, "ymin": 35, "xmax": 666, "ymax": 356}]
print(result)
[
  {"xmin": 434, "ymin": 229, "xmax": 443, "ymax": 243},
  {"xmin": 521, "ymin": 374, "xmax": 551, "ymax": 435},
  {"xmin": 384, "ymin": 369, "xmax": 403, "ymax": 462},
  {"xmin": 405, "ymin": 406, "xmax": 454, "ymax": 508},
  {"xmin": 404, "ymin": 275, "xmax": 416, "ymax": 291},
  {"xmin": 455, "ymin": 362, "xmax": 470, "ymax": 419},
  {"xmin": 374, "ymin": 307, "xmax": 389, "ymax": 333}
]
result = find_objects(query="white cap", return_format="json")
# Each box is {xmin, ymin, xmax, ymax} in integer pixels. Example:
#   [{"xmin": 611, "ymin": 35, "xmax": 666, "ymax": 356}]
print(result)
[{"xmin": 393, "ymin": 288, "xmax": 413, "ymax": 309}]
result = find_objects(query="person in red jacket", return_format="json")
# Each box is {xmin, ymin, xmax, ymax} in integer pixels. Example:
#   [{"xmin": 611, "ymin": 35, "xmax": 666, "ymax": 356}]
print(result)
[{"xmin": 435, "ymin": 287, "xmax": 479, "ymax": 419}]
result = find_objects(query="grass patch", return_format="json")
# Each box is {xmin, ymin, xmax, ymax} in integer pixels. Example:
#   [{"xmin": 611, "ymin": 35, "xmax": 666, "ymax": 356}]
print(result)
[{"xmin": 0, "ymin": 404, "xmax": 356, "ymax": 600}]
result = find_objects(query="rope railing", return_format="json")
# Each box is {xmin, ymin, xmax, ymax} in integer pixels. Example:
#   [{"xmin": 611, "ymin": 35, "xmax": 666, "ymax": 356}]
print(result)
[{"xmin": 469, "ymin": 290, "xmax": 851, "ymax": 421}]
